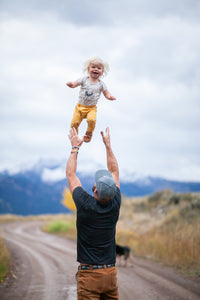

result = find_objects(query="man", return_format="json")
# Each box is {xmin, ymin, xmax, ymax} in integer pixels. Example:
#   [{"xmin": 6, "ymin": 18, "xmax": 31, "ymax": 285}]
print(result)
[{"xmin": 66, "ymin": 127, "xmax": 121, "ymax": 300}]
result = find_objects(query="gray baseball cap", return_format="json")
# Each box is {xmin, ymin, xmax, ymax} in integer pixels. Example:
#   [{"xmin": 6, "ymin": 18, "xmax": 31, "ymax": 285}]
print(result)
[{"xmin": 95, "ymin": 169, "xmax": 117, "ymax": 200}]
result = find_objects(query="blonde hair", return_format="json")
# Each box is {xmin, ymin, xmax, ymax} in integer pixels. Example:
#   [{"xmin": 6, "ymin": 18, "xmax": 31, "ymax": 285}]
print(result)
[{"xmin": 83, "ymin": 56, "xmax": 110, "ymax": 76}]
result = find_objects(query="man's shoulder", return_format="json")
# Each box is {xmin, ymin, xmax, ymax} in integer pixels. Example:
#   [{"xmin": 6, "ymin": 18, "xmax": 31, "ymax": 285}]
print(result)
[
  {"xmin": 115, "ymin": 187, "xmax": 121, "ymax": 195},
  {"xmin": 114, "ymin": 187, "xmax": 121, "ymax": 204},
  {"xmin": 73, "ymin": 187, "xmax": 94, "ymax": 210},
  {"xmin": 73, "ymin": 186, "xmax": 85, "ymax": 196},
  {"xmin": 73, "ymin": 186, "xmax": 92, "ymax": 202}
]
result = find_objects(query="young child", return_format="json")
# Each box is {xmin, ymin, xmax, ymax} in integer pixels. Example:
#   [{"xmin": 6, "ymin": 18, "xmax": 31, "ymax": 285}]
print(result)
[{"xmin": 66, "ymin": 56, "xmax": 116, "ymax": 142}]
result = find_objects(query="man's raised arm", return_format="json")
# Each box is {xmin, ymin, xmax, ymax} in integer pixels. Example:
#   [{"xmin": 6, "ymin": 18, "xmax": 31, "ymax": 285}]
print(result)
[
  {"xmin": 66, "ymin": 128, "xmax": 83, "ymax": 194},
  {"xmin": 101, "ymin": 127, "xmax": 120, "ymax": 188}
]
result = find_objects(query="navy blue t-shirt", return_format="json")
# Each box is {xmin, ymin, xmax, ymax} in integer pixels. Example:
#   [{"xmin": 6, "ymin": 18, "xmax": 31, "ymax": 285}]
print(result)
[{"xmin": 72, "ymin": 186, "xmax": 121, "ymax": 264}]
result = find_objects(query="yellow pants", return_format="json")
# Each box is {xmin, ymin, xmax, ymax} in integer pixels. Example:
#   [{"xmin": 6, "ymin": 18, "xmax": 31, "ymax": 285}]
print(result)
[{"xmin": 71, "ymin": 103, "xmax": 97, "ymax": 133}]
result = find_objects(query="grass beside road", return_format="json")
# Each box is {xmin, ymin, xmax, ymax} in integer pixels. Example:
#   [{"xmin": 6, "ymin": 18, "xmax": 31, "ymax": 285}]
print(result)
[
  {"xmin": 117, "ymin": 190, "xmax": 200, "ymax": 277},
  {"xmin": 0, "ymin": 237, "xmax": 10, "ymax": 282},
  {"xmin": 42, "ymin": 216, "xmax": 77, "ymax": 241},
  {"xmin": 42, "ymin": 220, "xmax": 76, "ymax": 240}
]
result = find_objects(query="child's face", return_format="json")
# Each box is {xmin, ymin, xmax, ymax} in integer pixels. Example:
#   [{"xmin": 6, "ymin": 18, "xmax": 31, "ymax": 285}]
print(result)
[{"xmin": 88, "ymin": 63, "xmax": 104, "ymax": 79}]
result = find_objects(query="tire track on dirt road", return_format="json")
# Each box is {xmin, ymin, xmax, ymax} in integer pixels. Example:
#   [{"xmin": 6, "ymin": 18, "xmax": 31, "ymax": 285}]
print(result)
[{"xmin": 0, "ymin": 221, "xmax": 200, "ymax": 300}]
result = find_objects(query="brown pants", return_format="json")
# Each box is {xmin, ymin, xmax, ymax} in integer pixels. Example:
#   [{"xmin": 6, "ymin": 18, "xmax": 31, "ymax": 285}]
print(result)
[{"xmin": 76, "ymin": 266, "xmax": 119, "ymax": 300}]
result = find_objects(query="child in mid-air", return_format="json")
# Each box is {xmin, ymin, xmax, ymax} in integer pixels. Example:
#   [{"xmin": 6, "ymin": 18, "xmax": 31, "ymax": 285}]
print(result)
[{"xmin": 66, "ymin": 56, "xmax": 116, "ymax": 142}]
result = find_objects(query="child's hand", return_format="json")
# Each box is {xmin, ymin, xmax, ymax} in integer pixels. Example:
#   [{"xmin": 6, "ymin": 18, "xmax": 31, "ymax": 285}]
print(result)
[
  {"xmin": 103, "ymin": 90, "xmax": 116, "ymax": 100},
  {"xmin": 66, "ymin": 81, "xmax": 79, "ymax": 88},
  {"xmin": 66, "ymin": 82, "xmax": 74, "ymax": 88},
  {"xmin": 108, "ymin": 95, "xmax": 116, "ymax": 101}
]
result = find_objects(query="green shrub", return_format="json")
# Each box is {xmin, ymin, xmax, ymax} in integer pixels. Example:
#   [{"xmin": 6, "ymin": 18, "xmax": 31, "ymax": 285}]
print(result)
[{"xmin": 46, "ymin": 220, "xmax": 72, "ymax": 233}]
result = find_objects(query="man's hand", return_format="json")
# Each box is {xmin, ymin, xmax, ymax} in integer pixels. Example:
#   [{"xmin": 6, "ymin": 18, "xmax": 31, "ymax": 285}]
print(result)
[
  {"xmin": 101, "ymin": 127, "xmax": 111, "ymax": 148},
  {"xmin": 68, "ymin": 128, "xmax": 84, "ymax": 148}
]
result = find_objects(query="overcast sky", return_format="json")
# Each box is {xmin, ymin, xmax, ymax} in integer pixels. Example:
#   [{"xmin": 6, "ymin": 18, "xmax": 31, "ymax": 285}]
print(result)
[{"xmin": 1, "ymin": 0, "xmax": 200, "ymax": 182}]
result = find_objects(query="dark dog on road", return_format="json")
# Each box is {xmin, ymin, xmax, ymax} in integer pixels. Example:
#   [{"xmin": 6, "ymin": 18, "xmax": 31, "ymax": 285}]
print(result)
[{"xmin": 116, "ymin": 244, "xmax": 134, "ymax": 267}]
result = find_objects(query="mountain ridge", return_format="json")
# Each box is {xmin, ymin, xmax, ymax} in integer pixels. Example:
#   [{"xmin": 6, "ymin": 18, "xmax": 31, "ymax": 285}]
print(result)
[{"xmin": 0, "ymin": 165, "xmax": 200, "ymax": 216}]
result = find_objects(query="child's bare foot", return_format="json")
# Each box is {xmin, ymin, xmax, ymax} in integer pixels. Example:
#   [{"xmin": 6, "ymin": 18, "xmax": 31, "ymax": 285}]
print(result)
[{"xmin": 84, "ymin": 131, "xmax": 92, "ymax": 142}]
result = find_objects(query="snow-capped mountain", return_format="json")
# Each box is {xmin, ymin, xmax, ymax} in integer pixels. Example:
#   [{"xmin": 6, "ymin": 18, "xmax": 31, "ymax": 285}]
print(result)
[{"xmin": 0, "ymin": 162, "xmax": 200, "ymax": 215}]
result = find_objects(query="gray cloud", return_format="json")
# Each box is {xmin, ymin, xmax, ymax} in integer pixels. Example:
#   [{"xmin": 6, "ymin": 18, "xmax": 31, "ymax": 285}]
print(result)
[
  {"xmin": 0, "ymin": 0, "xmax": 200, "ymax": 181},
  {"xmin": 1, "ymin": 0, "xmax": 200, "ymax": 25},
  {"xmin": 0, "ymin": 0, "xmax": 111, "ymax": 25},
  {"xmin": 113, "ymin": 18, "xmax": 200, "ymax": 85}
]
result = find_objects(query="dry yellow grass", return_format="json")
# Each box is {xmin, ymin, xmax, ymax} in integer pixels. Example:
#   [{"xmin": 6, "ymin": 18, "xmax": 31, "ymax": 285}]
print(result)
[
  {"xmin": 116, "ymin": 191, "xmax": 200, "ymax": 276},
  {"xmin": 0, "ymin": 213, "xmax": 75, "ymax": 223},
  {"xmin": 0, "ymin": 236, "xmax": 10, "ymax": 282},
  {"xmin": 133, "ymin": 218, "xmax": 200, "ymax": 274}
]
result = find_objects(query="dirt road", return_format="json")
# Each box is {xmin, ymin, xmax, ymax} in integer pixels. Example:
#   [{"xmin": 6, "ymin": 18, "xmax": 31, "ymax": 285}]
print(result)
[{"xmin": 0, "ymin": 221, "xmax": 200, "ymax": 300}]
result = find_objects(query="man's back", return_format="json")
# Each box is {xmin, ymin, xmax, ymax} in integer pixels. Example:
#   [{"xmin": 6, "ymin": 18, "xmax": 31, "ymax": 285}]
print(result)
[{"xmin": 73, "ymin": 186, "xmax": 121, "ymax": 264}]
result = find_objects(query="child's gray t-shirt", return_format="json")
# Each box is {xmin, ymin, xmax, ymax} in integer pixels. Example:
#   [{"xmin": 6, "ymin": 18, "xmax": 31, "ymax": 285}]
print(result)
[{"xmin": 77, "ymin": 76, "xmax": 107, "ymax": 106}]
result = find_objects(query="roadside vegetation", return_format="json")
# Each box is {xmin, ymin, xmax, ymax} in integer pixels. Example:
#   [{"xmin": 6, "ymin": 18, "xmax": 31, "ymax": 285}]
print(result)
[
  {"xmin": 0, "ymin": 190, "xmax": 200, "ymax": 280},
  {"xmin": 117, "ymin": 190, "xmax": 200, "ymax": 276},
  {"xmin": 42, "ymin": 216, "xmax": 76, "ymax": 241},
  {"xmin": 0, "ymin": 237, "xmax": 10, "ymax": 282}
]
